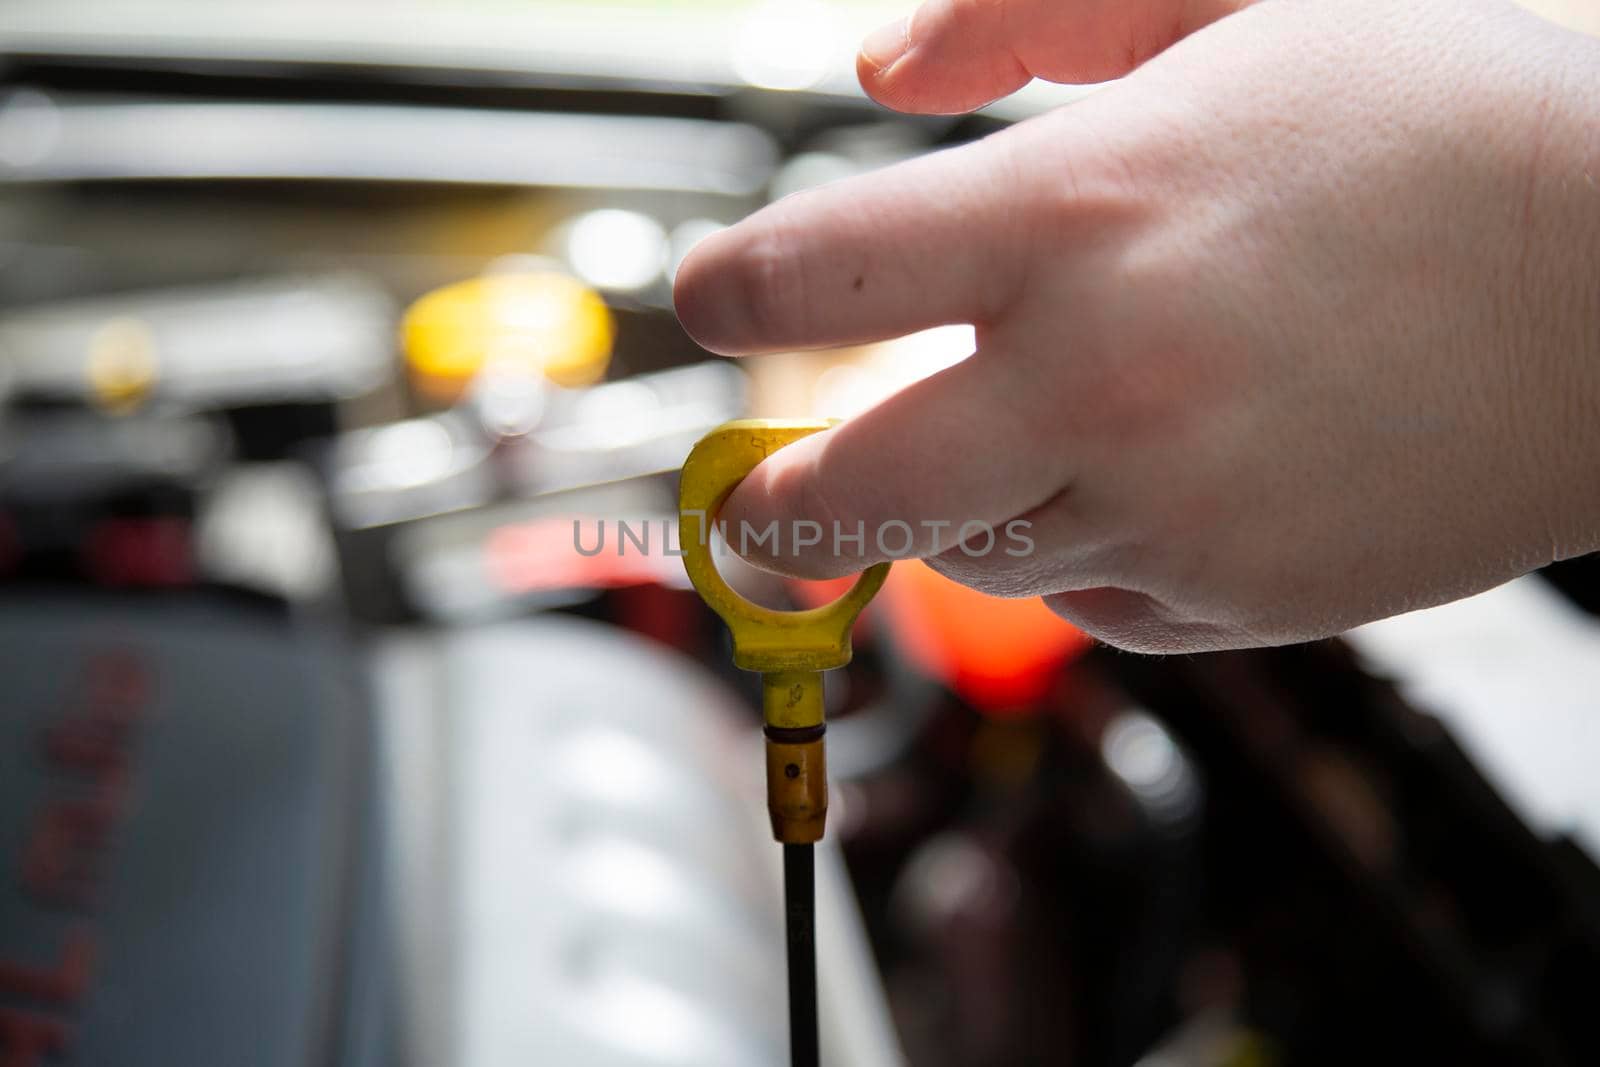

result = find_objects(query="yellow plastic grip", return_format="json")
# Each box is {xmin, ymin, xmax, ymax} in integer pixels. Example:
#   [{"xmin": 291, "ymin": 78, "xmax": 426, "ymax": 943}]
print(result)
[{"xmin": 678, "ymin": 419, "xmax": 890, "ymax": 675}]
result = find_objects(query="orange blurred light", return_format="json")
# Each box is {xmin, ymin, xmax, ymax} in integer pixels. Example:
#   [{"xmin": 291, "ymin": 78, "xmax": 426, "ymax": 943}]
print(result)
[{"xmin": 791, "ymin": 561, "xmax": 1091, "ymax": 715}]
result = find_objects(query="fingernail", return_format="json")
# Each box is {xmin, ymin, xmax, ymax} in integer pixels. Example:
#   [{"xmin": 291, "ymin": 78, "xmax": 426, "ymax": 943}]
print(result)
[{"xmin": 860, "ymin": 16, "xmax": 909, "ymax": 74}]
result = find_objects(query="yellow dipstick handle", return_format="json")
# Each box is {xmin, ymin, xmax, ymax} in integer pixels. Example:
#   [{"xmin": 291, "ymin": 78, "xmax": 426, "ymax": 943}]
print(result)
[{"xmin": 680, "ymin": 420, "xmax": 890, "ymax": 843}]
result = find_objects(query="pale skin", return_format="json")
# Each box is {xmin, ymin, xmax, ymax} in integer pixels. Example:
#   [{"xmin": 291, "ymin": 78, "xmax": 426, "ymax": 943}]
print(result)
[{"xmin": 673, "ymin": 0, "xmax": 1600, "ymax": 654}]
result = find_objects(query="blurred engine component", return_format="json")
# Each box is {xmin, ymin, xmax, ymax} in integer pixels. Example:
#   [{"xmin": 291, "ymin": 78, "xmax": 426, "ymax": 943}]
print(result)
[
  {"xmin": 0, "ymin": 591, "xmax": 385, "ymax": 1067},
  {"xmin": 372, "ymin": 615, "xmax": 902, "ymax": 1067},
  {"xmin": 330, "ymin": 360, "xmax": 746, "ymax": 621},
  {"xmin": 196, "ymin": 464, "xmax": 339, "ymax": 603},
  {"xmin": 0, "ymin": 406, "xmax": 223, "ymax": 586},
  {"xmin": 0, "ymin": 274, "xmax": 392, "ymax": 410},
  {"xmin": 0, "ymin": 275, "xmax": 395, "ymax": 458},
  {"xmin": 0, "ymin": 91, "xmax": 778, "ymax": 198}
]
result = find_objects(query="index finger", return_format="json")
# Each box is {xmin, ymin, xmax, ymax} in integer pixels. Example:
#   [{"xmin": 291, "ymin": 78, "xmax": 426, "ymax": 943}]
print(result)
[{"xmin": 673, "ymin": 133, "xmax": 1029, "ymax": 356}]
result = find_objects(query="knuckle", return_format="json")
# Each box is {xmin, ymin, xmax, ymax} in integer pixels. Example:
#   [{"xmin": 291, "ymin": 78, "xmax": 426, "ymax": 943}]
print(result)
[{"xmin": 1023, "ymin": 113, "xmax": 1139, "ymax": 245}]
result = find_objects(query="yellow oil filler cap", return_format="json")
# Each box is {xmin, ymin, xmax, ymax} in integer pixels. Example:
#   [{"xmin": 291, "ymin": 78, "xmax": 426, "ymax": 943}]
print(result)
[{"xmin": 401, "ymin": 271, "xmax": 614, "ymax": 403}]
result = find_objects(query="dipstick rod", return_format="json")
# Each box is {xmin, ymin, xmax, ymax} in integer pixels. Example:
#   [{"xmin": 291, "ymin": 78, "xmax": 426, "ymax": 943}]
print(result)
[{"xmin": 784, "ymin": 843, "xmax": 819, "ymax": 1067}]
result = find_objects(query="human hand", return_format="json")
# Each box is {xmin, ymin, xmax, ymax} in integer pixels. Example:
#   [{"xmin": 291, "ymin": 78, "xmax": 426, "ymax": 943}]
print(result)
[{"xmin": 673, "ymin": 0, "xmax": 1600, "ymax": 652}]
